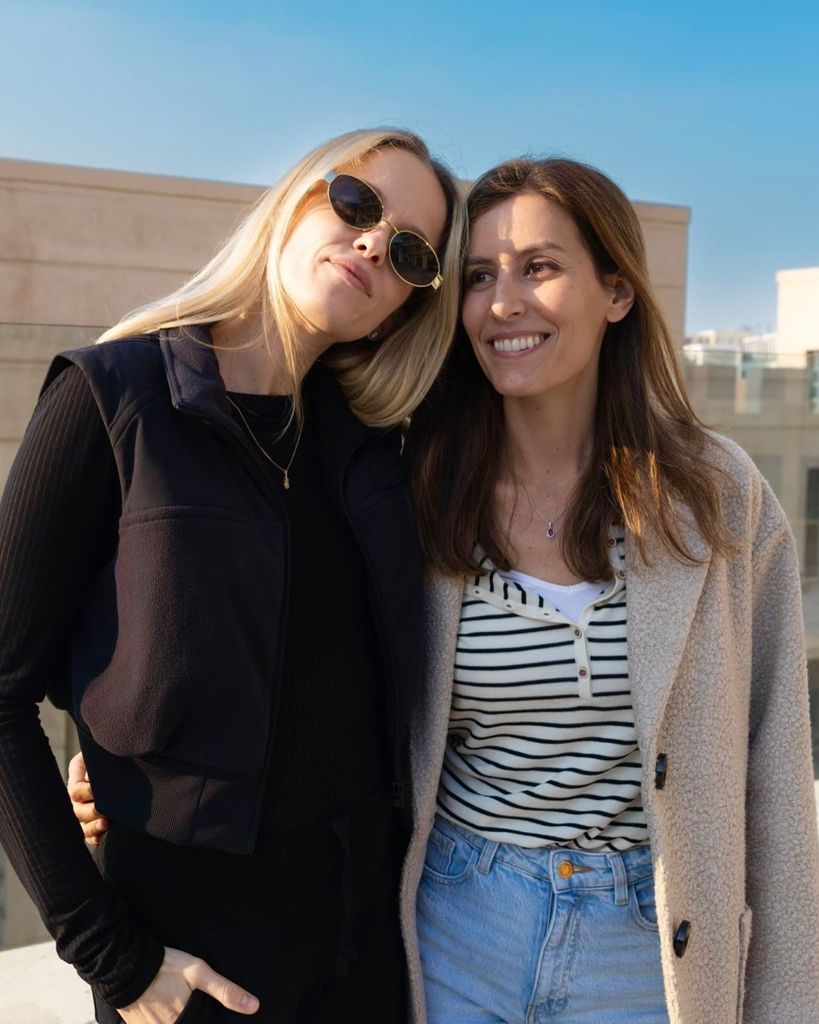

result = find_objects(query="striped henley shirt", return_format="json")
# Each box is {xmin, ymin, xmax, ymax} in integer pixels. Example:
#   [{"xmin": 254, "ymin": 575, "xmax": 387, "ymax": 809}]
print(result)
[{"xmin": 436, "ymin": 531, "xmax": 649, "ymax": 851}]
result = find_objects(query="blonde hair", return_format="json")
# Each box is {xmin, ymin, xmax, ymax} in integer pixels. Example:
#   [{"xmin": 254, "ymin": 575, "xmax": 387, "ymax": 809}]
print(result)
[{"xmin": 98, "ymin": 128, "xmax": 466, "ymax": 427}]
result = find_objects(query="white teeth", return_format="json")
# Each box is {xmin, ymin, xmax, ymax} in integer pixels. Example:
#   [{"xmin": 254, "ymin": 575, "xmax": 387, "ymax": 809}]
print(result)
[{"xmin": 491, "ymin": 334, "xmax": 545, "ymax": 353}]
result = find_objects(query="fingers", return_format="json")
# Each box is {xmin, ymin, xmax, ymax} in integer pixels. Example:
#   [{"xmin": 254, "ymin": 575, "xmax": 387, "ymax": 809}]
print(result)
[
  {"xmin": 66, "ymin": 752, "xmax": 109, "ymax": 843},
  {"xmin": 187, "ymin": 961, "xmax": 259, "ymax": 1016},
  {"xmin": 81, "ymin": 817, "xmax": 109, "ymax": 844},
  {"xmin": 66, "ymin": 751, "xmax": 88, "ymax": 786},
  {"xmin": 67, "ymin": 778, "xmax": 94, "ymax": 805}
]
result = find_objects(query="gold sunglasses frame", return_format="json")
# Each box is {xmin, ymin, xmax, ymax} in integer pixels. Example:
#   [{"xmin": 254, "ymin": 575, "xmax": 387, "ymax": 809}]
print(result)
[{"xmin": 323, "ymin": 170, "xmax": 442, "ymax": 291}]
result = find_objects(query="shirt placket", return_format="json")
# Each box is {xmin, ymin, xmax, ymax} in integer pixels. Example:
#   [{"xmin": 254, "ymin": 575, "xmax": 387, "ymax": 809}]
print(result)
[{"xmin": 476, "ymin": 531, "xmax": 626, "ymax": 703}]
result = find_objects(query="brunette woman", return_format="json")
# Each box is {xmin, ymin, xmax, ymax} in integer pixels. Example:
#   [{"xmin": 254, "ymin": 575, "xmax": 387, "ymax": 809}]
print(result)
[
  {"xmin": 0, "ymin": 127, "xmax": 465, "ymax": 1024},
  {"xmin": 402, "ymin": 159, "xmax": 819, "ymax": 1024}
]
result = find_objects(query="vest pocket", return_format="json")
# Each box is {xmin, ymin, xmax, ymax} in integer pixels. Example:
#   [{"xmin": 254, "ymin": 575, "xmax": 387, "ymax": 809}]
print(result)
[
  {"xmin": 736, "ymin": 905, "xmax": 752, "ymax": 1023},
  {"xmin": 77, "ymin": 507, "xmax": 286, "ymax": 774}
]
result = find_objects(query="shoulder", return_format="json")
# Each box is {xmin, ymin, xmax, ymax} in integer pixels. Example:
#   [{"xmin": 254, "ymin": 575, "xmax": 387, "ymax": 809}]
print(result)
[
  {"xmin": 700, "ymin": 430, "xmax": 789, "ymax": 545},
  {"xmin": 44, "ymin": 333, "xmax": 164, "ymax": 391},
  {"xmin": 701, "ymin": 429, "xmax": 759, "ymax": 484},
  {"xmin": 43, "ymin": 334, "xmax": 167, "ymax": 429},
  {"xmin": 48, "ymin": 333, "xmax": 162, "ymax": 378}
]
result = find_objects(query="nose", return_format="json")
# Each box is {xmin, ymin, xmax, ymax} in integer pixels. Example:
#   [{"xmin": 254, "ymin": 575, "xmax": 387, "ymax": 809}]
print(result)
[
  {"xmin": 489, "ymin": 274, "xmax": 526, "ymax": 320},
  {"xmin": 354, "ymin": 222, "xmax": 390, "ymax": 266}
]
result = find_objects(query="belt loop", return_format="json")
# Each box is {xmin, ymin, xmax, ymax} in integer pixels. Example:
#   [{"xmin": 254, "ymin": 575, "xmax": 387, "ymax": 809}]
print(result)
[
  {"xmin": 477, "ymin": 839, "xmax": 500, "ymax": 875},
  {"xmin": 607, "ymin": 852, "xmax": 629, "ymax": 906}
]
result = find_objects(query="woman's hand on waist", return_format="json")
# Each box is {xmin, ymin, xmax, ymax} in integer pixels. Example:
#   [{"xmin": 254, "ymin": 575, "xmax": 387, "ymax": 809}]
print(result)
[
  {"xmin": 66, "ymin": 751, "xmax": 108, "ymax": 844},
  {"xmin": 119, "ymin": 946, "xmax": 259, "ymax": 1022}
]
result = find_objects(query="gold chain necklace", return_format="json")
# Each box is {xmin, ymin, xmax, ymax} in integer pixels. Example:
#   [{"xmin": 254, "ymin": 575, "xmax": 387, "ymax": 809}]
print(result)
[{"xmin": 226, "ymin": 394, "xmax": 304, "ymax": 490}]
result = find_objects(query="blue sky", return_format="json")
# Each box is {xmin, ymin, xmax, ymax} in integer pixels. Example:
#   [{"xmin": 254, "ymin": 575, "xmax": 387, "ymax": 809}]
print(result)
[{"xmin": 2, "ymin": 0, "xmax": 817, "ymax": 332}]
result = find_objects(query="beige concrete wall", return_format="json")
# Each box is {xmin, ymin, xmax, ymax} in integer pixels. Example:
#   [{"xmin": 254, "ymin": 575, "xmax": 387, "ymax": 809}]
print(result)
[
  {"xmin": 776, "ymin": 266, "xmax": 819, "ymax": 357},
  {"xmin": 633, "ymin": 200, "xmax": 690, "ymax": 347},
  {"xmin": 0, "ymin": 157, "xmax": 260, "ymax": 328}
]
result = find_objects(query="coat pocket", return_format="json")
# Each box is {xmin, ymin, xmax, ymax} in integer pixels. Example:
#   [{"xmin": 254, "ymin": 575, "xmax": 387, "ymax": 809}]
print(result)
[{"xmin": 736, "ymin": 905, "xmax": 752, "ymax": 1023}]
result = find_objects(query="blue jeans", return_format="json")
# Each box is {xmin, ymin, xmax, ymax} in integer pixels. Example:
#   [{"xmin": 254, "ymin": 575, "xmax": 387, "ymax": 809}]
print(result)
[{"xmin": 417, "ymin": 815, "xmax": 669, "ymax": 1024}]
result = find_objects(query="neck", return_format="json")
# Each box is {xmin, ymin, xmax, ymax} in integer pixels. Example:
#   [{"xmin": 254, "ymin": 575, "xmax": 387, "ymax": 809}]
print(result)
[
  {"xmin": 501, "ymin": 379, "xmax": 597, "ymax": 488},
  {"xmin": 210, "ymin": 312, "xmax": 332, "ymax": 396}
]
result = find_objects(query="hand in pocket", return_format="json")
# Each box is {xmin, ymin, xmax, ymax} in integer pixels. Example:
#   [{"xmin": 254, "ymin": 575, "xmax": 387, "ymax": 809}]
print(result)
[{"xmin": 118, "ymin": 946, "xmax": 259, "ymax": 1023}]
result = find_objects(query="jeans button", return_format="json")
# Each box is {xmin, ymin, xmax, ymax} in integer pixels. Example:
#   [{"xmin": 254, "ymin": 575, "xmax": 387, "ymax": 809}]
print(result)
[{"xmin": 558, "ymin": 860, "xmax": 574, "ymax": 878}]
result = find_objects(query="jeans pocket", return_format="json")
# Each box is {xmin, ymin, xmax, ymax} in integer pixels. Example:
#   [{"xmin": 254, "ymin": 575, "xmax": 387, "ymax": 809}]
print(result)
[
  {"xmin": 422, "ymin": 823, "xmax": 478, "ymax": 884},
  {"xmin": 629, "ymin": 873, "xmax": 659, "ymax": 931}
]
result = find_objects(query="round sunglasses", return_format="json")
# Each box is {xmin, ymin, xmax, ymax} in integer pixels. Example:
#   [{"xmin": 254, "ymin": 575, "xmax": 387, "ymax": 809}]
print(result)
[{"xmin": 324, "ymin": 171, "xmax": 443, "ymax": 290}]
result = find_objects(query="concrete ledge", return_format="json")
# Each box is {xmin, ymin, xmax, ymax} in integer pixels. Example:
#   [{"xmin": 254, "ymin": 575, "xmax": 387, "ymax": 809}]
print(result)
[{"xmin": 0, "ymin": 942, "xmax": 93, "ymax": 1024}]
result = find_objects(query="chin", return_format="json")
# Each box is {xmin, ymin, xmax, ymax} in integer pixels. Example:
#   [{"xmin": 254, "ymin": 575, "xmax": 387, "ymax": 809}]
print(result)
[{"xmin": 490, "ymin": 375, "xmax": 549, "ymax": 399}]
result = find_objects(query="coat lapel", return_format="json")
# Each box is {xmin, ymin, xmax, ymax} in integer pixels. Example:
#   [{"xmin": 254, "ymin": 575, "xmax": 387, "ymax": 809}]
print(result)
[
  {"xmin": 626, "ymin": 510, "xmax": 711, "ymax": 754},
  {"xmin": 411, "ymin": 573, "xmax": 463, "ymax": 823}
]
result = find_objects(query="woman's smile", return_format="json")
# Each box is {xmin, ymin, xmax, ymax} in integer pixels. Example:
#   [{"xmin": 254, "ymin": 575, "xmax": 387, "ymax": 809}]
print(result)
[
  {"xmin": 463, "ymin": 192, "xmax": 623, "ymax": 401},
  {"xmin": 487, "ymin": 331, "xmax": 552, "ymax": 355}
]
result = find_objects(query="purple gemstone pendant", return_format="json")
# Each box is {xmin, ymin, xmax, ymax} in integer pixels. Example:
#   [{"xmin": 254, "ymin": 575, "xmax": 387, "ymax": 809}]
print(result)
[{"xmin": 546, "ymin": 523, "xmax": 556, "ymax": 539}]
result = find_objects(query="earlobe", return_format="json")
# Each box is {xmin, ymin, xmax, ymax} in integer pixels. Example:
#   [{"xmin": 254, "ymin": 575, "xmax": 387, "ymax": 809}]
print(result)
[{"xmin": 606, "ymin": 275, "xmax": 636, "ymax": 324}]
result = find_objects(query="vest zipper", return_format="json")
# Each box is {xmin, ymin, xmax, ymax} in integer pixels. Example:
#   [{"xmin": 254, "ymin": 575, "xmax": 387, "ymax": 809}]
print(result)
[
  {"xmin": 337, "ymin": 438, "xmax": 407, "ymax": 816},
  {"xmin": 188, "ymin": 411, "xmax": 291, "ymax": 855}
]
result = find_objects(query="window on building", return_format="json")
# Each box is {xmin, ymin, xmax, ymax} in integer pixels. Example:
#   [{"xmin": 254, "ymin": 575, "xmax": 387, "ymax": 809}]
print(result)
[{"xmin": 804, "ymin": 467, "xmax": 819, "ymax": 579}]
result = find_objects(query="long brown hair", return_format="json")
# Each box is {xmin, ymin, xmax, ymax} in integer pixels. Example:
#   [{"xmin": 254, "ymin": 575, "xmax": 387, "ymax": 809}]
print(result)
[{"xmin": 407, "ymin": 157, "xmax": 737, "ymax": 580}]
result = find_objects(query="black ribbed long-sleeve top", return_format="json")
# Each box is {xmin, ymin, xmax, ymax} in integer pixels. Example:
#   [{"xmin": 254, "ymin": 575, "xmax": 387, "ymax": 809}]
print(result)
[{"xmin": 0, "ymin": 365, "xmax": 388, "ymax": 1005}]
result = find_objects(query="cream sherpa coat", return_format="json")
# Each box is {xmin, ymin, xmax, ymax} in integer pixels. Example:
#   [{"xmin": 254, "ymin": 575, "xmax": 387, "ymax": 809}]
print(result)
[{"xmin": 399, "ymin": 436, "xmax": 819, "ymax": 1024}]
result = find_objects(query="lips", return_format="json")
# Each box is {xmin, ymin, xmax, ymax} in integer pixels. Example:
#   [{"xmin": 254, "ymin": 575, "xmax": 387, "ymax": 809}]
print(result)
[{"xmin": 329, "ymin": 257, "xmax": 372, "ymax": 297}]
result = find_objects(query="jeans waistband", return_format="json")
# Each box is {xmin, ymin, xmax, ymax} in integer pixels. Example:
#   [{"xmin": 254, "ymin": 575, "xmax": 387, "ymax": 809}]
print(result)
[{"xmin": 433, "ymin": 813, "xmax": 653, "ymax": 903}]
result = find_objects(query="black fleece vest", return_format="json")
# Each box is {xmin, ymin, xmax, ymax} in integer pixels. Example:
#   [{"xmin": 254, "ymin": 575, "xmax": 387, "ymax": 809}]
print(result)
[{"xmin": 44, "ymin": 328, "xmax": 423, "ymax": 853}]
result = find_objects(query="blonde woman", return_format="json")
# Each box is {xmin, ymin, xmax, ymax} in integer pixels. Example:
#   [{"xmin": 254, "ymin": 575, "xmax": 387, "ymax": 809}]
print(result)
[{"xmin": 0, "ymin": 128, "xmax": 465, "ymax": 1024}]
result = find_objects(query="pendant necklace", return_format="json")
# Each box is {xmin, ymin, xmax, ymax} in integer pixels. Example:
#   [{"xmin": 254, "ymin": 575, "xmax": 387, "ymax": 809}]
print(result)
[
  {"xmin": 226, "ymin": 394, "xmax": 304, "ymax": 490},
  {"xmin": 519, "ymin": 480, "xmax": 568, "ymax": 540}
]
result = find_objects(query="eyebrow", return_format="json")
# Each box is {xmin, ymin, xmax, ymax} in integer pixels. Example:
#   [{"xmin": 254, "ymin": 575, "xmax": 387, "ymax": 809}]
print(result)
[{"xmin": 465, "ymin": 242, "xmax": 568, "ymax": 267}]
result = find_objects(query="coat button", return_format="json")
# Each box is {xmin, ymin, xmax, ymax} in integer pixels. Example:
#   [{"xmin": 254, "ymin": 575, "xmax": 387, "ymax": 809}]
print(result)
[
  {"xmin": 655, "ymin": 753, "xmax": 668, "ymax": 790},
  {"xmin": 673, "ymin": 920, "xmax": 691, "ymax": 958}
]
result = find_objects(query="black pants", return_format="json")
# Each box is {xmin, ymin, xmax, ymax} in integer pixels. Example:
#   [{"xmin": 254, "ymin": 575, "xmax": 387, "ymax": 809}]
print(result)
[{"xmin": 93, "ymin": 787, "xmax": 408, "ymax": 1023}]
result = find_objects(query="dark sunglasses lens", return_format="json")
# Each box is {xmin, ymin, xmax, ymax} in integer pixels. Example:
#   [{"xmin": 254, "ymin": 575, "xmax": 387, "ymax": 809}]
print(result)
[
  {"xmin": 328, "ymin": 174, "xmax": 382, "ymax": 229},
  {"xmin": 390, "ymin": 232, "xmax": 440, "ymax": 287}
]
